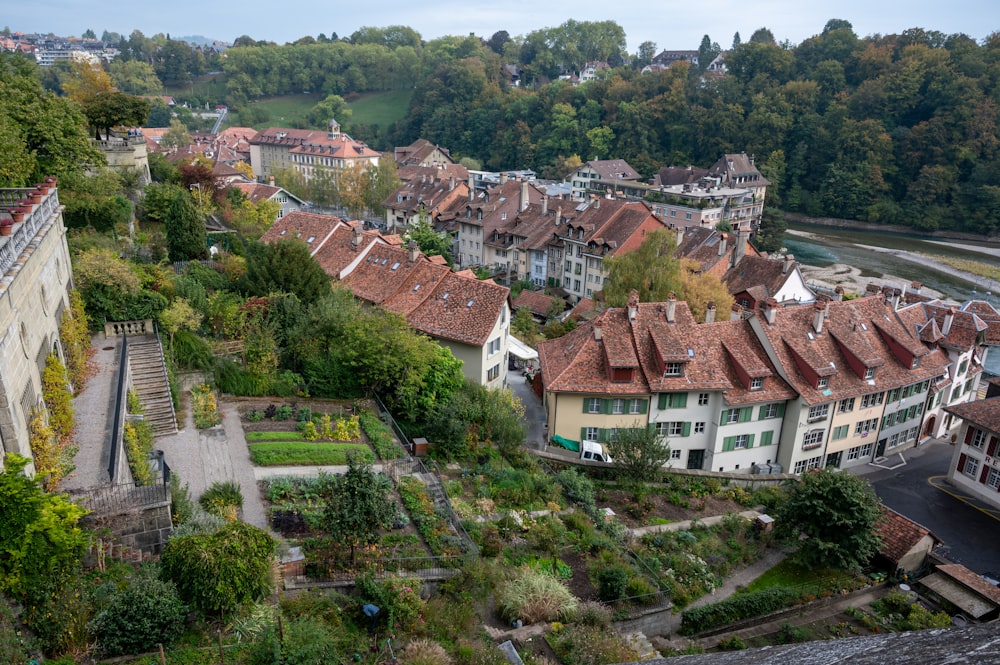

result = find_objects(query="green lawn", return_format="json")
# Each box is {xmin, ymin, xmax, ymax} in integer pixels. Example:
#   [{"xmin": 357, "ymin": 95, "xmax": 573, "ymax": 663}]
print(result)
[
  {"xmin": 246, "ymin": 431, "xmax": 311, "ymax": 442},
  {"xmin": 249, "ymin": 442, "xmax": 373, "ymax": 466},
  {"xmin": 740, "ymin": 559, "xmax": 856, "ymax": 595},
  {"xmin": 164, "ymin": 73, "xmax": 229, "ymax": 100},
  {"xmin": 244, "ymin": 94, "xmax": 321, "ymax": 128},
  {"xmin": 345, "ymin": 89, "xmax": 413, "ymax": 128}
]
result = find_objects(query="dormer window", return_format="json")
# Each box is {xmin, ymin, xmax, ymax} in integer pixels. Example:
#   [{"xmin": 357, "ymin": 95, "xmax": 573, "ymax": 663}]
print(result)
[
  {"xmin": 750, "ymin": 377, "xmax": 764, "ymax": 391},
  {"xmin": 818, "ymin": 377, "xmax": 829, "ymax": 389},
  {"xmin": 864, "ymin": 367, "xmax": 876, "ymax": 380},
  {"xmin": 665, "ymin": 362, "xmax": 683, "ymax": 377}
]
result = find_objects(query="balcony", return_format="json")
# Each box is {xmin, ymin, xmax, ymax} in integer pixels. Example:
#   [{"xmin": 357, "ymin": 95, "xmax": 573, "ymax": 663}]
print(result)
[{"xmin": 0, "ymin": 184, "xmax": 59, "ymax": 277}]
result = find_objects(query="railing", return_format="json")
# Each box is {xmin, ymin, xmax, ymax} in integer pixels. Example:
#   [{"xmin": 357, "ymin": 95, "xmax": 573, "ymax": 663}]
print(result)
[
  {"xmin": 108, "ymin": 334, "xmax": 129, "ymax": 483},
  {"xmin": 69, "ymin": 476, "xmax": 170, "ymax": 517},
  {"xmin": 104, "ymin": 319, "xmax": 153, "ymax": 337},
  {"xmin": 372, "ymin": 393, "xmax": 414, "ymax": 454},
  {"xmin": 0, "ymin": 187, "xmax": 59, "ymax": 277},
  {"xmin": 152, "ymin": 321, "xmax": 179, "ymax": 432}
]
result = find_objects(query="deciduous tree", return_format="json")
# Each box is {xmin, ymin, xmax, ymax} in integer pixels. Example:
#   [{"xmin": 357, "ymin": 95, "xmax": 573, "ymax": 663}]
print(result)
[
  {"xmin": 320, "ymin": 455, "xmax": 397, "ymax": 563},
  {"xmin": 602, "ymin": 422, "xmax": 671, "ymax": 484}
]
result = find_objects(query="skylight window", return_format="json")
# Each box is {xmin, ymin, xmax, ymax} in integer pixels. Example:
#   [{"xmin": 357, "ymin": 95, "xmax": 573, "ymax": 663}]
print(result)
[
  {"xmin": 442, "ymin": 292, "xmax": 450, "ymax": 300},
  {"xmin": 381, "ymin": 258, "xmax": 388, "ymax": 265},
  {"xmin": 413, "ymin": 284, "xmax": 421, "ymax": 292},
  {"xmin": 391, "ymin": 262, "xmax": 400, "ymax": 270},
  {"xmin": 467, "ymin": 300, "xmax": 474, "ymax": 308},
  {"xmin": 306, "ymin": 236, "xmax": 315, "ymax": 243},
  {"xmin": 279, "ymin": 229, "xmax": 287, "ymax": 236}
]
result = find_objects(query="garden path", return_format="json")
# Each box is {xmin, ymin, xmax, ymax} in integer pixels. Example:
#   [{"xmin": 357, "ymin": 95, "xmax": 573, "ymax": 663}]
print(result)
[{"xmin": 252, "ymin": 463, "xmax": 384, "ymax": 480}]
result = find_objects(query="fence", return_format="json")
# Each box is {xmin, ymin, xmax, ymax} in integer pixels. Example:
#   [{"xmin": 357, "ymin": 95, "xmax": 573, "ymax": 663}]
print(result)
[
  {"xmin": 108, "ymin": 334, "xmax": 129, "ymax": 483},
  {"xmin": 70, "ymin": 477, "xmax": 170, "ymax": 517}
]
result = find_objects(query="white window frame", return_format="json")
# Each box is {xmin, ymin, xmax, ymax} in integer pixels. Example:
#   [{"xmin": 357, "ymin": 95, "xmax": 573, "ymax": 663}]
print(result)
[
  {"xmin": 761, "ymin": 403, "xmax": 778, "ymax": 419},
  {"xmin": 611, "ymin": 399, "xmax": 625, "ymax": 415},
  {"xmin": 970, "ymin": 429, "xmax": 988, "ymax": 449},
  {"xmin": 734, "ymin": 434, "xmax": 749, "ymax": 449},
  {"xmin": 750, "ymin": 377, "xmax": 763, "ymax": 391},
  {"xmin": 698, "ymin": 393, "xmax": 710, "ymax": 406},
  {"xmin": 665, "ymin": 362, "xmax": 683, "ymax": 377},
  {"xmin": 586, "ymin": 426, "xmax": 600, "ymax": 440},
  {"xmin": 587, "ymin": 398, "xmax": 601, "ymax": 414},
  {"xmin": 963, "ymin": 456, "xmax": 980, "ymax": 478},
  {"xmin": 987, "ymin": 467, "xmax": 1000, "ymax": 490},
  {"xmin": 839, "ymin": 397, "xmax": 855, "ymax": 413},
  {"xmin": 694, "ymin": 422, "xmax": 705, "ymax": 434},
  {"xmin": 802, "ymin": 429, "xmax": 824, "ymax": 450},
  {"xmin": 807, "ymin": 404, "xmax": 830, "ymax": 422}
]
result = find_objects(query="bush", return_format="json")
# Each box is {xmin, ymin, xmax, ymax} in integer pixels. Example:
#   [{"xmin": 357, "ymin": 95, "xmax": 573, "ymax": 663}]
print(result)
[
  {"xmin": 123, "ymin": 418, "xmax": 155, "ymax": 485},
  {"xmin": 88, "ymin": 569, "xmax": 186, "ymax": 657},
  {"xmin": 596, "ymin": 565, "xmax": 630, "ymax": 602},
  {"xmin": 557, "ymin": 469, "xmax": 596, "ymax": 508},
  {"xmin": 572, "ymin": 601, "xmax": 612, "ymax": 628},
  {"xmin": 547, "ymin": 625, "xmax": 636, "ymax": 665},
  {"xmin": 355, "ymin": 574, "xmax": 426, "ymax": 632},
  {"xmin": 169, "ymin": 473, "xmax": 195, "ymax": 526},
  {"xmin": 680, "ymin": 586, "xmax": 799, "ymax": 635},
  {"xmin": 401, "ymin": 639, "xmax": 452, "ymax": 665},
  {"xmin": 199, "ymin": 480, "xmax": 244, "ymax": 520},
  {"xmin": 497, "ymin": 567, "xmax": 578, "ymax": 624},
  {"xmin": 247, "ymin": 617, "xmax": 337, "ymax": 665},
  {"xmin": 275, "ymin": 404, "xmax": 294, "ymax": 420},
  {"xmin": 191, "ymin": 383, "xmax": 222, "ymax": 428}
]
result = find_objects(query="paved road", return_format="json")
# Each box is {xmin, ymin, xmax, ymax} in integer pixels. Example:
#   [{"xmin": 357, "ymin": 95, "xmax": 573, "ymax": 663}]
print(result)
[
  {"xmin": 861, "ymin": 439, "xmax": 1000, "ymax": 577},
  {"xmin": 509, "ymin": 370, "xmax": 547, "ymax": 449}
]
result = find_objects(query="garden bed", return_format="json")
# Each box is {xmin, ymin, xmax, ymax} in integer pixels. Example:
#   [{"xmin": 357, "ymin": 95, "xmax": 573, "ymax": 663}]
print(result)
[
  {"xmin": 249, "ymin": 442, "xmax": 373, "ymax": 466},
  {"xmin": 596, "ymin": 485, "xmax": 753, "ymax": 528}
]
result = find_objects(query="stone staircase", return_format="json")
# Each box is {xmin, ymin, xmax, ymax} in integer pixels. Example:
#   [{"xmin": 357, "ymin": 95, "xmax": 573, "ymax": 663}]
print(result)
[
  {"xmin": 623, "ymin": 631, "xmax": 661, "ymax": 661},
  {"xmin": 128, "ymin": 334, "xmax": 177, "ymax": 436}
]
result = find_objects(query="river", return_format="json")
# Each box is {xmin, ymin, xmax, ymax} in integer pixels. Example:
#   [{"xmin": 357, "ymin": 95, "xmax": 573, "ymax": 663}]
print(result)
[{"xmin": 784, "ymin": 221, "xmax": 1000, "ymax": 303}]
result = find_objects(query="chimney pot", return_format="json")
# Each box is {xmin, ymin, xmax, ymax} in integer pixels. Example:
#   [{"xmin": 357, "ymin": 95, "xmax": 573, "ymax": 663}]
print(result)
[
  {"xmin": 705, "ymin": 301, "xmax": 716, "ymax": 323},
  {"xmin": 593, "ymin": 320, "xmax": 603, "ymax": 341},
  {"xmin": 666, "ymin": 292, "xmax": 677, "ymax": 323},
  {"xmin": 718, "ymin": 232, "xmax": 728, "ymax": 256},
  {"xmin": 783, "ymin": 254, "xmax": 794, "ymax": 275},
  {"xmin": 731, "ymin": 303, "xmax": 743, "ymax": 321},
  {"xmin": 943, "ymin": 307, "xmax": 956, "ymax": 336},
  {"xmin": 764, "ymin": 298, "xmax": 779, "ymax": 325},
  {"xmin": 813, "ymin": 301, "xmax": 825, "ymax": 334},
  {"xmin": 408, "ymin": 240, "xmax": 419, "ymax": 263}
]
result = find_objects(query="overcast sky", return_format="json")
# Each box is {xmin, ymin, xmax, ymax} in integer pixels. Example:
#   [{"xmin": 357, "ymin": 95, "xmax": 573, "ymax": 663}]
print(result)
[{"xmin": 5, "ymin": 0, "xmax": 997, "ymax": 52}]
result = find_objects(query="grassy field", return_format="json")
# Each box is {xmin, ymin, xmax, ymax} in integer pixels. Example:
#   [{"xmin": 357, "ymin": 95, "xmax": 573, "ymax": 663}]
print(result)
[
  {"xmin": 346, "ymin": 89, "xmax": 412, "ymax": 127},
  {"xmin": 243, "ymin": 94, "xmax": 320, "ymax": 128},
  {"xmin": 249, "ymin": 442, "xmax": 373, "ymax": 466},
  {"xmin": 246, "ymin": 431, "xmax": 312, "ymax": 441},
  {"xmin": 740, "ymin": 559, "xmax": 855, "ymax": 594},
  {"xmin": 917, "ymin": 253, "xmax": 1000, "ymax": 281}
]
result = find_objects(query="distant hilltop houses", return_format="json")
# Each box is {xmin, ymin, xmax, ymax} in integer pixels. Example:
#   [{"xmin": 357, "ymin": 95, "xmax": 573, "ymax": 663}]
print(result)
[{"xmin": 0, "ymin": 29, "xmax": 229, "ymax": 66}]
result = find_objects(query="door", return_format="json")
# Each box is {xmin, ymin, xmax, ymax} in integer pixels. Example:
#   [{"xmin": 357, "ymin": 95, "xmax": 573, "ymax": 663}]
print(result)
[
  {"xmin": 687, "ymin": 449, "xmax": 705, "ymax": 470},
  {"xmin": 875, "ymin": 438, "xmax": 887, "ymax": 458},
  {"xmin": 826, "ymin": 451, "xmax": 842, "ymax": 468}
]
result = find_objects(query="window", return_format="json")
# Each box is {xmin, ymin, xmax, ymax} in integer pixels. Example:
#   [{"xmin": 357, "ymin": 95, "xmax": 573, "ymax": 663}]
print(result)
[
  {"xmin": 861, "ymin": 392, "xmax": 885, "ymax": 409},
  {"xmin": 847, "ymin": 446, "xmax": 860, "ymax": 461},
  {"xmin": 694, "ymin": 422, "xmax": 705, "ymax": 434},
  {"xmin": 565, "ymin": 260, "xmax": 572, "ymax": 271},
  {"xmin": 586, "ymin": 427, "xmax": 600, "ymax": 440},
  {"xmin": 887, "ymin": 388, "xmax": 900, "ymax": 402},
  {"xmin": 802, "ymin": 429, "xmax": 825, "ymax": 450},
  {"xmin": 587, "ymin": 398, "xmax": 601, "ymax": 414},
  {"xmin": 807, "ymin": 404, "xmax": 830, "ymax": 422},
  {"xmin": 854, "ymin": 418, "xmax": 879, "ymax": 437},
  {"xmin": 838, "ymin": 398, "xmax": 855, "ymax": 413},
  {"xmin": 818, "ymin": 377, "xmax": 829, "ymax": 389},
  {"xmin": 574, "ymin": 279, "xmax": 581, "ymax": 291},
  {"xmin": 963, "ymin": 456, "xmax": 980, "ymax": 478},
  {"xmin": 793, "ymin": 456, "xmax": 823, "ymax": 474},
  {"xmin": 971, "ymin": 429, "xmax": 988, "ymax": 449},
  {"xmin": 987, "ymin": 468, "xmax": 1000, "ymax": 490},
  {"xmin": 760, "ymin": 403, "xmax": 780, "ymax": 419},
  {"xmin": 734, "ymin": 434, "xmax": 750, "ymax": 449},
  {"xmin": 958, "ymin": 359, "xmax": 969, "ymax": 376},
  {"xmin": 698, "ymin": 393, "xmax": 710, "ymax": 406},
  {"xmin": 488, "ymin": 337, "xmax": 502, "ymax": 357},
  {"xmin": 629, "ymin": 399, "xmax": 643, "ymax": 415},
  {"xmin": 833, "ymin": 425, "xmax": 849, "ymax": 440},
  {"xmin": 860, "ymin": 443, "xmax": 873, "ymax": 458},
  {"xmin": 665, "ymin": 362, "xmax": 683, "ymax": 377},
  {"xmin": 487, "ymin": 364, "xmax": 500, "ymax": 381},
  {"xmin": 723, "ymin": 409, "xmax": 740, "ymax": 424},
  {"xmin": 864, "ymin": 367, "xmax": 876, "ymax": 380},
  {"xmin": 671, "ymin": 449, "xmax": 682, "ymax": 460},
  {"xmin": 750, "ymin": 377, "xmax": 763, "ymax": 391},
  {"xmin": 611, "ymin": 399, "xmax": 625, "ymax": 414},
  {"xmin": 659, "ymin": 393, "xmax": 688, "ymax": 409}
]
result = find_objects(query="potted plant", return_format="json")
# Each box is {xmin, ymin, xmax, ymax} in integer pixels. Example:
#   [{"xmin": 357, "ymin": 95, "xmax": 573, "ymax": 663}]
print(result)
[
  {"xmin": 9, "ymin": 209, "xmax": 24, "ymax": 223},
  {"xmin": 35, "ymin": 183, "xmax": 49, "ymax": 195},
  {"xmin": 29, "ymin": 190, "xmax": 43, "ymax": 204},
  {"xmin": 0, "ymin": 218, "xmax": 13, "ymax": 236},
  {"xmin": 44, "ymin": 176, "xmax": 57, "ymax": 188}
]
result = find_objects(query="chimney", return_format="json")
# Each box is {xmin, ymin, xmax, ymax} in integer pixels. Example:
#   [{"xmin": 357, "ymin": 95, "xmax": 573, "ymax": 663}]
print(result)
[
  {"xmin": 520, "ymin": 180, "xmax": 529, "ymax": 213},
  {"xmin": 268, "ymin": 175, "xmax": 275, "ymax": 186},
  {"xmin": 468, "ymin": 174, "xmax": 475, "ymax": 201},
  {"xmin": 555, "ymin": 207, "xmax": 562, "ymax": 225},
  {"xmin": 676, "ymin": 226, "xmax": 685, "ymax": 247},
  {"xmin": 764, "ymin": 298, "xmax": 779, "ymax": 325},
  {"xmin": 888, "ymin": 288, "xmax": 901, "ymax": 310},
  {"xmin": 500, "ymin": 172, "xmax": 508, "ymax": 185},
  {"xmin": 593, "ymin": 318, "xmax": 603, "ymax": 341},
  {"xmin": 627, "ymin": 289, "xmax": 639, "ymax": 322},
  {"xmin": 834, "ymin": 285, "xmax": 844, "ymax": 301},
  {"xmin": 449, "ymin": 176, "xmax": 455, "ymax": 191},
  {"xmin": 943, "ymin": 307, "xmax": 955, "ymax": 336},
  {"xmin": 812, "ymin": 301, "xmax": 825, "ymax": 334},
  {"xmin": 705, "ymin": 301, "xmax": 716, "ymax": 323},
  {"xmin": 593, "ymin": 197, "xmax": 600, "ymax": 209},
  {"xmin": 782, "ymin": 254, "xmax": 794, "ymax": 275},
  {"xmin": 865, "ymin": 283, "xmax": 881, "ymax": 296},
  {"xmin": 732, "ymin": 230, "xmax": 748, "ymax": 267},
  {"xmin": 910, "ymin": 281, "xmax": 922, "ymax": 293},
  {"xmin": 731, "ymin": 303, "xmax": 743, "ymax": 321},
  {"xmin": 408, "ymin": 240, "xmax": 419, "ymax": 263},
  {"xmin": 718, "ymin": 232, "xmax": 728, "ymax": 257},
  {"xmin": 665, "ymin": 292, "xmax": 677, "ymax": 323},
  {"xmin": 542, "ymin": 196, "xmax": 548, "ymax": 216},
  {"xmin": 352, "ymin": 224, "xmax": 363, "ymax": 247}
]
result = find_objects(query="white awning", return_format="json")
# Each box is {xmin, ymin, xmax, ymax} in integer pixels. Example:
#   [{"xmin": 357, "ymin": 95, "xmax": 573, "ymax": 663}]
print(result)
[{"xmin": 508, "ymin": 336, "xmax": 538, "ymax": 362}]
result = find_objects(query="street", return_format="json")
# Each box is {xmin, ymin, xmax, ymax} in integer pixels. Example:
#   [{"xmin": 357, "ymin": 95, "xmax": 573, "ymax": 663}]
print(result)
[{"xmin": 863, "ymin": 440, "xmax": 1000, "ymax": 577}]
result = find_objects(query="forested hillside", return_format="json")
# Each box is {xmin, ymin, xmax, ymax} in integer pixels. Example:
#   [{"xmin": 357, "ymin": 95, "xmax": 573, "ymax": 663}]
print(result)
[{"xmin": 43, "ymin": 20, "xmax": 1000, "ymax": 235}]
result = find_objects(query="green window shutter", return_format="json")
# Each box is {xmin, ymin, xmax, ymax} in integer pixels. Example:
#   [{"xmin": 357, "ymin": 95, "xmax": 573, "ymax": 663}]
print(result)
[
  {"xmin": 582, "ymin": 399, "xmax": 589, "ymax": 414},
  {"xmin": 720, "ymin": 411, "xmax": 728, "ymax": 426},
  {"xmin": 776, "ymin": 403, "xmax": 785, "ymax": 417},
  {"xmin": 581, "ymin": 427, "xmax": 587, "ymax": 442},
  {"xmin": 761, "ymin": 430, "xmax": 773, "ymax": 447},
  {"xmin": 740, "ymin": 407, "xmax": 752, "ymax": 423},
  {"xmin": 723, "ymin": 436, "xmax": 735, "ymax": 452},
  {"xmin": 658, "ymin": 393, "xmax": 667, "ymax": 410},
  {"xmin": 677, "ymin": 393, "xmax": 688, "ymax": 408},
  {"xmin": 682, "ymin": 422, "xmax": 691, "ymax": 437},
  {"xmin": 639, "ymin": 399, "xmax": 648, "ymax": 414},
  {"xmin": 747, "ymin": 434, "xmax": 755, "ymax": 448},
  {"xmin": 758, "ymin": 405, "xmax": 767, "ymax": 420},
  {"xmin": 600, "ymin": 399, "xmax": 609, "ymax": 414}
]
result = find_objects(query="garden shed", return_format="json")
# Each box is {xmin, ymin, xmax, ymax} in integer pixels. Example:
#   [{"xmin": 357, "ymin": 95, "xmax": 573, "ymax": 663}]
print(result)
[
  {"xmin": 918, "ymin": 563, "xmax": 1000, "ymax": 621},
  {"xmin": 873, "ymin": 505, "xmax": 940, "ymax": 576}
]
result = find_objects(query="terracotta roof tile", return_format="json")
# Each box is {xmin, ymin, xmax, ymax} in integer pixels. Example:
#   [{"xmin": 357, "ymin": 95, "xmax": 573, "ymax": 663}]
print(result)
[
  {"xmin": 404, "ymin": 271, "xmax": 509, "ymax": 345},
  {"xmin": 259, "ymin": 211, "xmax": 347, "ymax": 255},
  {"xmin": 513, "ymin": 290, "xmax": 562, "ymax": 318},
  {"xmin": 876, "ymin": 505, "xmax": 938, "ymax": 564},
  {"xmin": 945, "ymin": 396, "xmax": 1000, "ymax": 433}
]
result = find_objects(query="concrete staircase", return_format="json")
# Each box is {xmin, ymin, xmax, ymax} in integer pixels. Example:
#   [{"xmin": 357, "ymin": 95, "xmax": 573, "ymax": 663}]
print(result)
[
  {"xmin": 128, "ymin": 334, "xmax": 177, "ymax": 436},
  {"xmin": 623, "ymin": 631, "xmax": 661, "ymax": 661}
]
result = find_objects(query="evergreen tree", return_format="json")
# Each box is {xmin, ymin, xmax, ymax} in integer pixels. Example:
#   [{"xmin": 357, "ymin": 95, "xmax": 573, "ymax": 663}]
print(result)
[{"xmin": 164, "ymin": 189, "xmax": 207, "ymax": 261}]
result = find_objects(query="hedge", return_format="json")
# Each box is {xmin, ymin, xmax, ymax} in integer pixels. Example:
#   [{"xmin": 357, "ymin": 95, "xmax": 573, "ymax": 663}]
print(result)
[
  {"xmin": 679, "ymin": 586, "xmax": 800, "ymax": 635},
  {"xmin": 249, "ymin": 443, "xmax": 374, "ymax": 466}
]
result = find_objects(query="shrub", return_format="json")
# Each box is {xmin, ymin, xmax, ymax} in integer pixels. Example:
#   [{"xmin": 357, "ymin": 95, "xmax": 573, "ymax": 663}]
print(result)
[
  {"xmin": 191, "ymin": 383, "xmax": 222, "ymax": 428},
  {"xmin": 401, "ymin": 639, "xmax": 452, "ymax": 665},
  {"xmin": 275, "ymin": 404, "xmax": 294, "ymax": 421},
  {"xmin": 573, "ymin": 601, "xmax": 612, "ymax": 628},
  {"xmin": 680, "ymin": 586, "xmax": 799, "ymax": 635},
  {"xmin": 169, "ymin": 473, "xmax": 195, "ymax": 526},
  {"xmin": 497, "ymin": 567, "xmax": 578, "ymax": 624},
  {"xmin": 88, "ymin": 569, "xmax": 186, "ymax": 657},
  {"xmin": 160, "ymin": 521, "xmax": 276, "ymax": 617},
  {"xmin": 247, "ymin": 617, "xmax": 337, "ymax": 665},
  {"xmin": 247, "ymin": 409, "xmax": 265, "ymax": 423},
  {"xmin": 123, "ymin": 418, "xmax": 155, "ymax": 485},
  {"xmin": 199, "ymin": 480, "xmax": 244, "ymax": 520},
  {"xmin": 355, "ymin": 574, "xmax": 426, "ymax": 632},
  {"xmin": 557, "ymin": 469, "xmax": 596, "ymax": 508},
  {"xmin": 596, "ymin": 565, "xmax": 630, "ymax": 602},
  {"xmin": 717, "ymin": 635, "xmax": 747, "ymax": 650},
  {"xmin": 547, "ymin": 625, "xmax": 636, "ymax": 665}
]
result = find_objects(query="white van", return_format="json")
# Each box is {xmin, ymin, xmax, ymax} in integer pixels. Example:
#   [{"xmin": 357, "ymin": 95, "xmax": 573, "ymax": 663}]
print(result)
[{"xmin": 580, "ymin": 440, "xmax": 613, "ymax": 463}]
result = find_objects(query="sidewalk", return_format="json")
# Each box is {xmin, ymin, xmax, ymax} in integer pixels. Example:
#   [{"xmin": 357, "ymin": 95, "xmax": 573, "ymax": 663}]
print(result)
[
  {"xmin": 63, "ymin": 335, "xmax": 119, "ymax": 490},
  {"xmin": 847, "ymin": 437, "xmax": 950, "ymax": 477}
]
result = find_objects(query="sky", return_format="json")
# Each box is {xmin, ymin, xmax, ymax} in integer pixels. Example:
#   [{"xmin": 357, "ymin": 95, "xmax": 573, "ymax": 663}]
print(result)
[{"xmin": 5, "ymin": 0, "xmax": 998, "ymax": 53}]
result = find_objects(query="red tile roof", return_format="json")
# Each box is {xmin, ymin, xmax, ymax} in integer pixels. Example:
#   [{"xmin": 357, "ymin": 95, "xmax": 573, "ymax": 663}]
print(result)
[
  {"xmin": 260, "ymin": 211, "xmax": 347, "ymax": 255},
  {"xmin": 945, "ymin": 396, "xmax": 1000, "ymax": 434},
  {"xmin": 876, "ymin": 505, "xmax": 938, "ymax": 564},
  {"xmin": 513, "ymin": 290, "xmax": 562, "ymax": 318},
  {"xmin": 936, "ymin": 564, "xmax": 1000, "ymax": 605}
]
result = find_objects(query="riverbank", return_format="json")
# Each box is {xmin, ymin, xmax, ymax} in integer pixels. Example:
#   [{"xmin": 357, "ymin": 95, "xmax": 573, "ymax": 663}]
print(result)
[
  {"xmin": 789, "ymin": 229, "xmax": 984, "ymax": 302},
  {"xmin": 783, "ymin": 212, "xmax": 1000, "ymax": 246}
]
